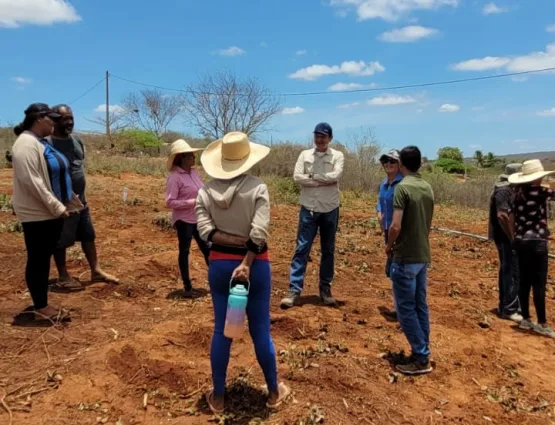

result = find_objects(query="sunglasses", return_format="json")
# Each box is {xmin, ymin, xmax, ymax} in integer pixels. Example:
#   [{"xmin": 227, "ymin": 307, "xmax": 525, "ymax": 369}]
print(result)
[{"xmin": 381, "ymin": 158, "xmax": 398, "ymax": 165}]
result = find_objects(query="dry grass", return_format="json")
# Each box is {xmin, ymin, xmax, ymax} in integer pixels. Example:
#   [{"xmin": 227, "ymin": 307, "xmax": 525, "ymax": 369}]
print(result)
[{"xmin": 0, "ymin": 130, "xmax": 508, "ymax": 210}]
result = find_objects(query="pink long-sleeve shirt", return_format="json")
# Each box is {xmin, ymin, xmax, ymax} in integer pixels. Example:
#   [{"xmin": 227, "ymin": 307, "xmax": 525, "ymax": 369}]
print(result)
[{"xmin": 165, "ymin": 167, "xmax": 204, "ymax": 225}]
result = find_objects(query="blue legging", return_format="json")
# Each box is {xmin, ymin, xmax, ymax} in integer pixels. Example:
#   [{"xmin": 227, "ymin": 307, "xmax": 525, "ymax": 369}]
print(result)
[{"xmin": 209, "ymin": 259, "xmax": 278, "ymax": 396}]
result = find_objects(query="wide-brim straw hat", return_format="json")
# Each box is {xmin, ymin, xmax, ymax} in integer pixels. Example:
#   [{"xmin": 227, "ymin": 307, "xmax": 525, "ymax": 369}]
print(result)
[
  {"xmin": 201, "ymin": 132, "xmax": 270, "ymax": 180},
  {"xmin": 508, "ymin": 159, "xmax": 555, "ymax": 185},
  {"xmin": 167, "ymin": 139, "xmax": 203, "ymax": 171}
]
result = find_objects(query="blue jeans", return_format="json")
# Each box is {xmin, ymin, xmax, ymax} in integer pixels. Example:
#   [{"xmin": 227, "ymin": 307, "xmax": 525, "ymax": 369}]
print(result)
[
  {"xmin": 391, "ymin": 262, "xmax": 430, "ymax": 363},
  {"xmin": 209, "ymin": 259, "xmax": 278, "ymax": 396},
  {"xmin": 289, "ymin": 207, "xmax": 339, "ymax": 294},
  {"xmin": 495, "ymin": 241, "xmax": 520, "ymax": 316}
]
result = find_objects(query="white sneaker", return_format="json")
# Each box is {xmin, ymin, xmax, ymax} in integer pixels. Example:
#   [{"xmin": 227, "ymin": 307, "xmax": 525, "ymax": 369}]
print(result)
[
  {"xmin": 504, "ymin": 313, "xmax": 523, "ymax": 323},
  {"xmin": 533, "ymin": 324, "xmax": 555, "ymax": 338},
  {"xmin": 519, "ymin": 319, "xmax": 535, "ymax": 330}
]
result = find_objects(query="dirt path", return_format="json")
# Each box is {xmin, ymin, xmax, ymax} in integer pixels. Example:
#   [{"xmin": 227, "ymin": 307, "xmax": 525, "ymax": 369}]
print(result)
[{"xmin": 1, "ymin": 169, "xmax": 554, "ymax": 425}]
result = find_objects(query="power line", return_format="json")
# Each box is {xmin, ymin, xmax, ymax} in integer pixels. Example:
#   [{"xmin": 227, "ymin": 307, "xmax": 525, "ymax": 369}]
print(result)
[
  {"xmin": 110, "ymin": 67, "xmax": 555, "ymax": 98},
  {"xmin": 68, "ymin": 77, "xmax": 106, "ymax": 105}
]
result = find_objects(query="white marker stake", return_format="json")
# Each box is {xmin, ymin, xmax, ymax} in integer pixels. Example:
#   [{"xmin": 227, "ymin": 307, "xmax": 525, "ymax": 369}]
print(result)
[{"xmin": 121, "ymin": 187, "xmax": 129, "ymax": 224}]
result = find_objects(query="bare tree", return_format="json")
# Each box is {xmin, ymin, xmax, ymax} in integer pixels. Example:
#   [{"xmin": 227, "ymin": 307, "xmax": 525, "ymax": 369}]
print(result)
[
  {"xmin": 185, "ymin": 71, "xmax": 281, "ymax": 139},
  {"xmin": 85, "ymin": 109, "xmax": 132, "ymax": 135},
  {"xmin": 122, "ymin": 89, "xmax": 185, "ymax": 138}
]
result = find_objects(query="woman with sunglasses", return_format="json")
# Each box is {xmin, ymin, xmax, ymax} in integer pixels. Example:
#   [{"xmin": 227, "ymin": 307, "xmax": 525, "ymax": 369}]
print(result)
[
  {"xmin": 166, "ymin": 139, "xmax": 210, "ymax": 297},
  {"xmin": 11, "ymin": 103, "xmax": 82, "ymax": 324},
  {"xmin": 377, "ymin": 149, "xmax": 403, "ymax": 321}
]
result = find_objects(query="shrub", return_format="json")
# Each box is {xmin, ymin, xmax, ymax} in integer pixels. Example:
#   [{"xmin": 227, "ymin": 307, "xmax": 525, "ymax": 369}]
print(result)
[
  {"xmin": 434, "ymin": 158, "xmax": 467, "ymax": 174},
  {"xmin": 153, "ymin": 213, "xmax": 173, "ymax": 232},
  {"xmin": 115, "ymin": 129, "xmax": 161, "ymax": 154}
]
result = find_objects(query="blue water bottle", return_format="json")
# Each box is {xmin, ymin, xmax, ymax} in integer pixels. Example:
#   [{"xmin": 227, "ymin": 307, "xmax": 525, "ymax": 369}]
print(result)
[{"xmin": 224, "ymin": 279, "xmax": 250, "ymax": 339}]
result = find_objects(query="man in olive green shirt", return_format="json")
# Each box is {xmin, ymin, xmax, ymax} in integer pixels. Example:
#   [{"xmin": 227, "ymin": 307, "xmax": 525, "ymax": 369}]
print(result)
[{"xmin": 385, "ymin": 146, "xmax": 434, "ymax": 376}]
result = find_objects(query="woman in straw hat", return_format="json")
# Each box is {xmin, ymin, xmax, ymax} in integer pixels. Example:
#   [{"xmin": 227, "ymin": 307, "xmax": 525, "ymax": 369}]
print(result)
[
  {"xmin": 166, "ymin": 139, "xmax": 210, "ymax": 297},
  {"xmin": 508, "ymin": 159, "xmax": 555, "ymax": 337},
  {"xmin": 195, "ymin": 132, "xmax": 291, "ymax": 413}
]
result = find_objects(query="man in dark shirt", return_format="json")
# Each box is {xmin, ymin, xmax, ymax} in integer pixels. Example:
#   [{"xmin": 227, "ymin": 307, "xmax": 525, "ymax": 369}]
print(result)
[
  {"xmin": 386, "ymin": 146, "xmax": 434, "ymax": 376},
  {"xmin": 488, "ymin": 163, "xmax": 522, "ymax": 322},
  {"xmin": 48, "ymin": 105, "xmax": 119, "ymax": 290}
]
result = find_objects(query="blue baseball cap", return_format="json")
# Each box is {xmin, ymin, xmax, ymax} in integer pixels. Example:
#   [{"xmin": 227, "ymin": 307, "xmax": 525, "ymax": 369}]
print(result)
[{"xmin": 314, "ymin": 122, "xmax": 333, "ymax": 138}]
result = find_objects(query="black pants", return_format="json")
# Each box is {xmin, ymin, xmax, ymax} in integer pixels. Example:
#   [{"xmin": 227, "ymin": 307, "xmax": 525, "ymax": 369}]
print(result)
[
  {"xmin": 175, "ymin": 220, "xmax": 210, "ymax": 289},
  {"xmin": 515, "ymin": 239, "xmax": 548, "ymax": 324},
  {"xmin": 22, "ymin": 218, "xmax": 64, "ymax": 309},
  {"xmin": 495, "ymin": 241, "xmax": 520, "ymax": 316}
]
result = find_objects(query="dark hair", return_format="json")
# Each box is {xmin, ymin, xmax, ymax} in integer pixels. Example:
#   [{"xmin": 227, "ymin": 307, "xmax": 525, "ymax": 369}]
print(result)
[
  {"xmin": 14, "ymin": 114, "xmax": 37, "ymax": 136},
  {"xmin": 172, "ymin": 153, "xmax": 184, "ymax": 168},
  {"xmin": 14, "ymin": 103, "xmax": 54, "ymax": 136},
  {"xmin": 399, "ymin": 145, "xmax": 422, "ymax": 173}
]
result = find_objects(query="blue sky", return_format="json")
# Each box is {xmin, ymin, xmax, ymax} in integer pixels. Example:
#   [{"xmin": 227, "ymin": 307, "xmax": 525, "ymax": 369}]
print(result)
[{"xmin": 1, "ymin": 0, "xmax": 555, "ymax": 158}]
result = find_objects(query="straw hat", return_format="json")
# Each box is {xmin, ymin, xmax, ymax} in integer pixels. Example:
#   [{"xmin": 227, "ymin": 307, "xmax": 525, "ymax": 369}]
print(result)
[
  {"xmin": 201, "ymin": 132, "xmax": 270, "ymax": 180},
  {"xmin": 508, "ymin": 159, "xmax": 555, "ymax": 185},
  {"xmin": 167, "ymin": 139, "xmax": 203, "ymax": 171}
]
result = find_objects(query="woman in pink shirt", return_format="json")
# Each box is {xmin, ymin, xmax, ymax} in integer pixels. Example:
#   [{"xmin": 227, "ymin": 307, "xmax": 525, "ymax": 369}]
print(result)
[{"xmin": 166, "ymin": 140, "xmax": 210, "ymax": 297}]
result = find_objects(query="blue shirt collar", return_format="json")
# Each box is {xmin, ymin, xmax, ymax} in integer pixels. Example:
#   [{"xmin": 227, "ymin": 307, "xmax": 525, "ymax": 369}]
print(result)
[{"xmin": 382, "ymin": 172, "xmax": 403, "ymax": 186}]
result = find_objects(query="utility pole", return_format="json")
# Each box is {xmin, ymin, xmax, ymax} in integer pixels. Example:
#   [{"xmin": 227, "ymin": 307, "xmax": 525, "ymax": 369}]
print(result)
[{"xmin": 105, "ymin": 71, "xmax": 113, "ymax": 147}]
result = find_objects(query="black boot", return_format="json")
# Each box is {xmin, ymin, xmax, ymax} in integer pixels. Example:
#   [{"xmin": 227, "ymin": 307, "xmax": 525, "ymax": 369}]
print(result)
[{"xmin": 319, "ymin": 286, "xmax": 337, "ymax": 306}]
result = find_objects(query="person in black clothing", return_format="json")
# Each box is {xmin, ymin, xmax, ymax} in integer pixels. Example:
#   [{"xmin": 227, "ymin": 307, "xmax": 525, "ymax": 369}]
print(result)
[
  {"xmin": 48, "ymin": 105, "xmax": 119, "ymax": 291},
  {"xmin": 508, "ymin": 159, "xmax": 554, "ymax": 338},
  {"xmin": 488, "ymin": 163, "xmax": 522, "ymax": 322}
]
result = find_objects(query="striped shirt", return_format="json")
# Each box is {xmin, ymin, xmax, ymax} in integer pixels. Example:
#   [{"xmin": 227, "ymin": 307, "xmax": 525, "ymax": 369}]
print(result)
[{"xmin": 38, "ymin": 139, "xmax": 73, "ymax": 204}]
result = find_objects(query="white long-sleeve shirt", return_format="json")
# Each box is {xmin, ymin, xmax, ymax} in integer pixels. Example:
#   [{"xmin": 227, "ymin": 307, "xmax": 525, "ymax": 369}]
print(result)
[{"xmin": 293, "ymin": 147, "xmax": 344, "ymax": 213}]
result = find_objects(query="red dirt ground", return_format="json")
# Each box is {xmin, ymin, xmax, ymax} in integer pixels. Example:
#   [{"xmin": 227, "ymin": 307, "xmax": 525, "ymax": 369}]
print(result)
[{"xmin": 1, "ymin": 168, "xmax": 555, "ymax": 425}]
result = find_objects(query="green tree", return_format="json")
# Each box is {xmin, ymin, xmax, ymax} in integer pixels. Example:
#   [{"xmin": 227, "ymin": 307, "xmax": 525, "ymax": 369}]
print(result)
[
  {"xmin": 474, "ymin": 150, "xmax": 484, "ymax": 167},
  {"xmin": 483, "ymin": 152, "xmax": 499, "ymax": 168},
  {"xmin": 438, "ymin": 147, "xmax": 464, "ymax": 162},
  {"xmin": 116, "ymin": 129, "xmax": 160, "ymax": 152},
  {"xmin": 434, "ymin": 158, "xmax": 467, "ymax": 174}
]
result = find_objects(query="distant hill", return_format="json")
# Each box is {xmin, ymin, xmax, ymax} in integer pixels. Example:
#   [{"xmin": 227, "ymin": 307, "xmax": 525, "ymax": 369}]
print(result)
[
  {"xmin": 498, "ymin": 151, "xmax": 555, "ymax": 164},
  {"xmin": 462, "ymin": 151, "xmax": 555, "ymax": 170}
]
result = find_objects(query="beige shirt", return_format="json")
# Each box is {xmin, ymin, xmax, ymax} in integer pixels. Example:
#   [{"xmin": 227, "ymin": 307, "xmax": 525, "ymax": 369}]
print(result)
[
  {"xmin": 11, "ymin": 132, "xmax": 83, "ymax": 223},
  {"xmin": 294, "ymin": 147, "xmax": 344, "ymax": 213},
  {"xmin": 196, "ymin": 174, "xmax": 270, "ymax": 245}
]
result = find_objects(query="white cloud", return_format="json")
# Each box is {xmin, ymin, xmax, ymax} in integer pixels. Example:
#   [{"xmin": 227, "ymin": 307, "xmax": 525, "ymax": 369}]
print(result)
[
  {"xmin": 216, "ymin": 46, "xmax": 245, "ymax": 56},
  {"xmin": 368, "ymin": 95, "xmax": 416, "ymax": 106},
  {"xmin": 439, "ymin": 103, "xmax": 460, "ymax": 112},
  {"xmin": 329, "ymin": 0, "xmax": 459, "ymax": 22},
  {"xmin": 282, "ymin": 106, "xmax": 305, "ymax": 115},
  {"xmin": 537, "ymin": 107, "xmax": 555, "ymax": 117},
  {"xmin": 451, "ymin": 56, "xmax": 510, "ymax": 71},
  {"xmin": 451, "ymin": 43, "xmax": 555, "ymax": 73},
  {"xmin": 547, "ymin": 24, "xmax": 555, "ymax": 33},
  {"xmin": 469, "ymin": 144, "xmax": 482, "ymax": 149},
  {"xmin": 296, "ymin": 50, "xmax": 307, "ymax": 56},
  {"xmin": 327, "ymin": 82, "xmax": 377, "ymax": 92},
  {"xmin": 94, "ymin": 104, "xmax": 125, "ymax": 114},
  {"xmin": 0, "ymin": 0, "xmax": 81, "ymax": 28},
  {"xmin": 378, "ymin": 25, "xmax": 439, "ymax": 43},
  {"xmin": 11, "ymin": 76, "xmax": 32, "ymax": 84},
  {"xmin": 338, "ymin": 102, "xmax": 361, "ymax": 109},
  {"xmin": 289, "ymin": 60, "xmax": 385, "ymax": 80},
  {"xmin": 482, "ymin": 3, "xmax": 508, "ymax": 15}
]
